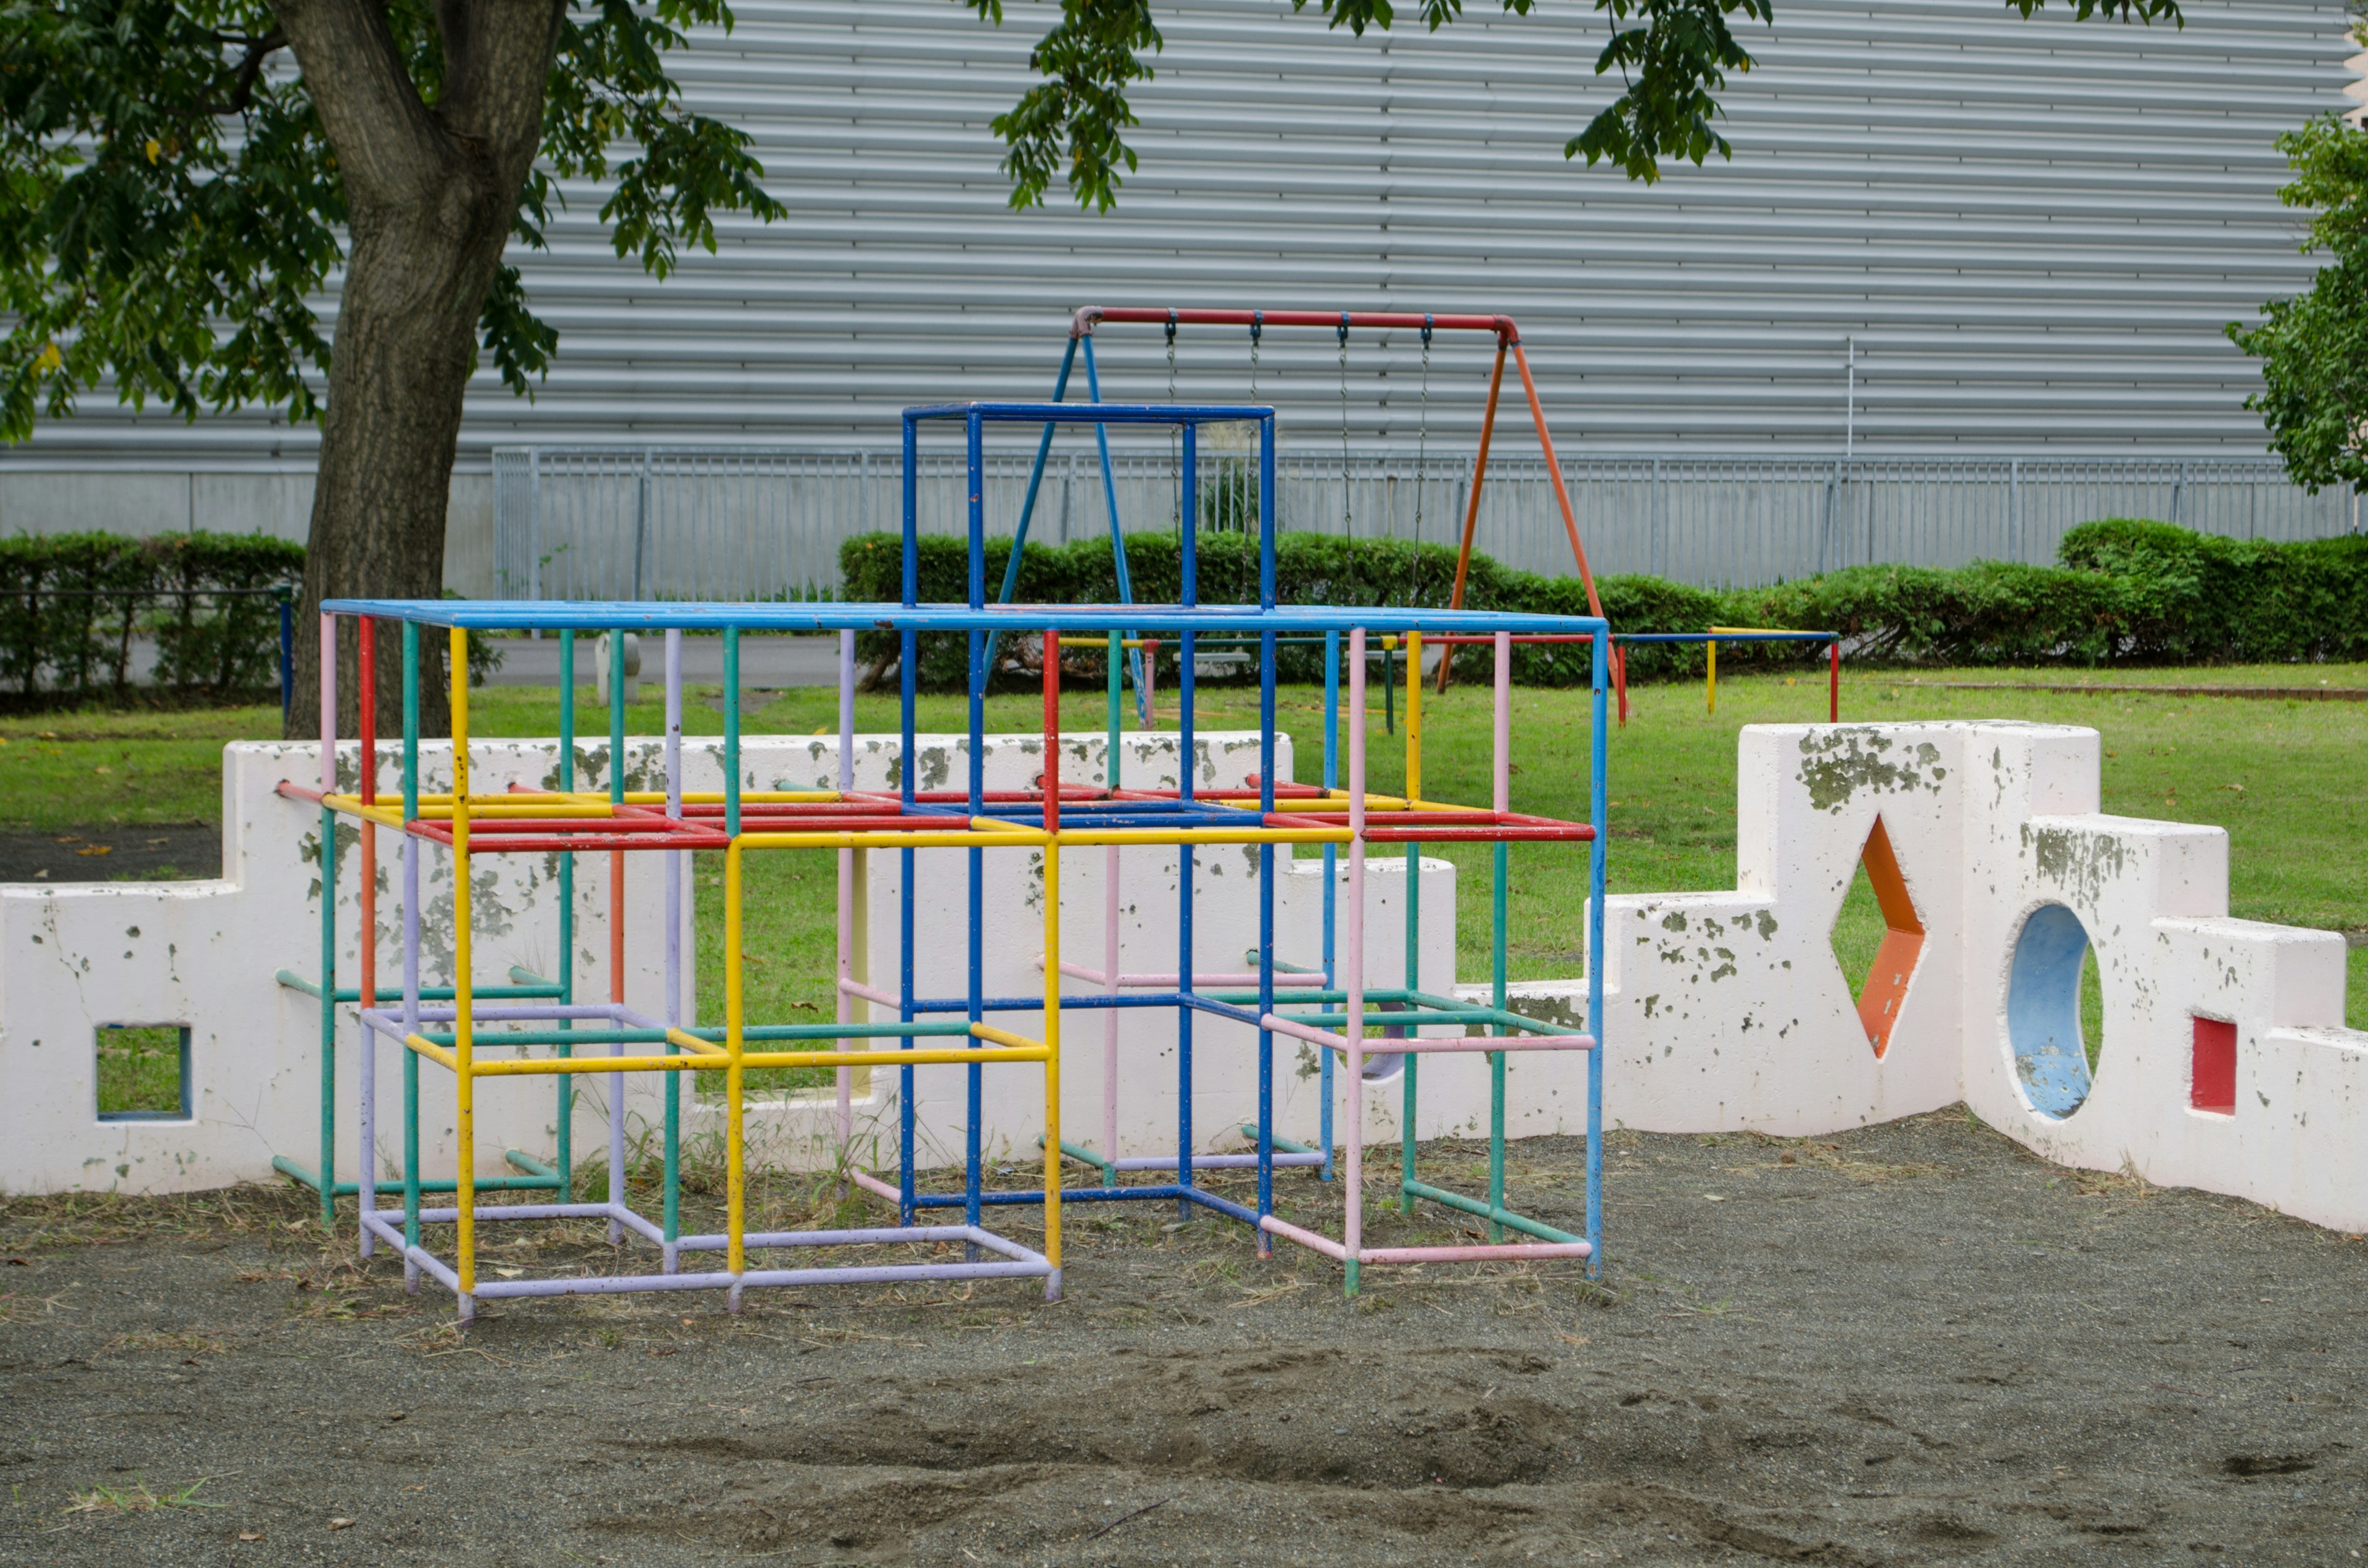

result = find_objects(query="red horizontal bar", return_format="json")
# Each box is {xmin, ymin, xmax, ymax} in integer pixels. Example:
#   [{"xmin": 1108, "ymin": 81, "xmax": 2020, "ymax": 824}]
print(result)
[
  {"xmin": 408, "ymin": 825, "xmax": 732, "ymax": 853},
  {"xmin": 1076, "ymin": 306, "xmax": 1516, "ymax": 342}
]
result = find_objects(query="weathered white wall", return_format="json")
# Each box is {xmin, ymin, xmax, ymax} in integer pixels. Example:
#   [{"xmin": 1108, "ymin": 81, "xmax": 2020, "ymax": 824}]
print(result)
[{"xmin": 5, "ymin": 718, "xmax": 2360, "ymax": 1240}]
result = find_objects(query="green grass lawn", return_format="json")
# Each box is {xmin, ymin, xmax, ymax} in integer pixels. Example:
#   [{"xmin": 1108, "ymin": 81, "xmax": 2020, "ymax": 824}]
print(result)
[{"xmin": 10, "ymin": 672, "xmax": 2365, "ymax": 1066}]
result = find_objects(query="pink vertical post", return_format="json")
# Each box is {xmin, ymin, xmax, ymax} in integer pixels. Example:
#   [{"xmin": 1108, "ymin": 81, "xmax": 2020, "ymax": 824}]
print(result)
[
  {"xmin": 835, "ymin": 629, "xmax": 857, "ymax": 1149},
  {"xmin": 319, "ymin": 614, "xmax": 337, "ymax": 793},
  {"xmin": 1492, "ymin": 631, "xmax": 1511, "ymax": 817},
  {"xmin": 1344, "ymin": 627, "xmax": 1367, "ymax": 1283}
]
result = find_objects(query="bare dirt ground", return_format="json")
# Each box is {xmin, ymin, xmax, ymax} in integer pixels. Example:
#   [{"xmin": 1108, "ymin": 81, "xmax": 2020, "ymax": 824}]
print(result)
[{"xmin": 2, "ymin": 1109, "xmax": 2363, "ymax": 1567}]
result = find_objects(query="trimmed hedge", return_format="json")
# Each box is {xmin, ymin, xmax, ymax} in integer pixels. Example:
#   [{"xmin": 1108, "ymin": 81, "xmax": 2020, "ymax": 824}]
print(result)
[
  {"xmin": 0, "ymin": 532, "xmax": 303, "ymax": 706},
  {"xmin": 841, "ymin": 520, "xmax": 2368, "ymax": 689}
]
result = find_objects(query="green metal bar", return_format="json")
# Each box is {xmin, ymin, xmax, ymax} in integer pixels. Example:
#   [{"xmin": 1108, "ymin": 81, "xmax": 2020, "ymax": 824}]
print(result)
[
  {"xmin": 1239, "ymin": 1123, "xmax": 1318, "ymax": 1156},
  {"xmin": 558, "ymin": 626, "xmax": 577, "ymax": 1200},
  {"xmin": 273, "ymin": 1157, "xmax": 559, "ymax": 1196},
  {"xmin": 274, "ymin": 971, "xmax": 563, "ymax": 1003},
  {"xmin": 402, "ymin": 622, "xmax": 421, "ymax": 1252},
  {"xmin": 504, "ymin": 1149, "xmax": 559, "ymax": 1179},
  {"xmin": 1490, "ymin": 839, "xmax": 1508, "ymax": 1242},
  {"xmin": 1400, "ymin": 1178, "xmax": 1581, "ymax": 1245},
  {"xmin": 1050, "ymin": 1136, "xmax": 1117, "ymax": 1188}
]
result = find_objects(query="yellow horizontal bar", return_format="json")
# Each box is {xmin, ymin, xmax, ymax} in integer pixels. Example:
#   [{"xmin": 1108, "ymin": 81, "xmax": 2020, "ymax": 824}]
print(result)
[
  {"xmin": 1056, "ymin": 827, "xmax": 1353, "ymax": 847},
  {"xmin": 1706, "ymin": 625, "xmax": 1809, "ymax": 636},
  {"xmin": 403, "ymin": 1034, "xmax": 459, "ymax": 1070},
  {"xmin": 734, "ymin": 828, "xmax": 1052, "ymax": 851},
  {"xmin": 664, "ymin": 1027, "xmax": 730, "ymax": 1059},
  {"xmin": 324, "ymin": 798, "xmax": 411, "ymax": 829},
  {"xmin": 968, "ymin": 1021, "xmax": 1047, "ymax": 1051},
  {"xmin": 454, "ymin": 1045, "xmax": 1050, "ymax": 1075}
]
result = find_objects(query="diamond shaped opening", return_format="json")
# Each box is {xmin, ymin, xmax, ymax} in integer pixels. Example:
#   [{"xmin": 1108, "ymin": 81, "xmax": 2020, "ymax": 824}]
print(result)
[{"xmin": 1827, "ymin": 816, "xmax": 1926, "ymax": 1059}]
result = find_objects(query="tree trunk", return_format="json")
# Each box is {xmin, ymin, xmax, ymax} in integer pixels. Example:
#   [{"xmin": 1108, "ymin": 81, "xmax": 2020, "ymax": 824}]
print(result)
[{"xmin": 275, "ymin": 0, "xmax": 562, "ymax": 740}]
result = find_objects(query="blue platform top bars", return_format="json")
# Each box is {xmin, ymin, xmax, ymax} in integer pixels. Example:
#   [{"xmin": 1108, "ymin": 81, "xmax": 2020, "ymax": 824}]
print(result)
[{"xmin": 317, "ymin": 599, "xmax": 1609, "ymax": 634}]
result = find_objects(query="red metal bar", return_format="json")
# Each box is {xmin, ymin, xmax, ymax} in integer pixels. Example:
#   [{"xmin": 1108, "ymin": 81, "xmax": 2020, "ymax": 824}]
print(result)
[
  {"xmin": 1075, "ymin": 307, "xmax": 1516, "ymax": 341},
  {"xmin": 1510, "ymin": 340, "xmax": 1601, "ymax": 622},
  {"xmin": 1830, "ymin": 640, "xmax": 1841, "ymax": 723},
  {"xmin": 1442, "ymin": 341, "xmax": 1508, "ymax": 695}
]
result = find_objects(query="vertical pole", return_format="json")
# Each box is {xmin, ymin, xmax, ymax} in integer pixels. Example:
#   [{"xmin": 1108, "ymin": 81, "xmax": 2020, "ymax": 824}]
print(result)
[
  {"xmin": 1042, "ymin": 626, "xmax": 1066, "ymax": 1300},
  {"xmin": 1102, "ymin": 627, "xmax": 1121, "ymax": 1176},
  {"xmin": 316, "ymin": 612, "xmax": 337, "ymax": 1228},
  {"xmin": 556, "ymin": 628, "xmax": 576, "ymax": 1197},
  {"xmin": 1252, "ymin": 410, "xmax": 1274, "ymax": 1239},
  {"xmin": 662, "ymin": 628, "xmax": 683, "ymax": 1270},
  {"xmin": 723, "ymin": 623, "xmax": 744, "ymax": 1292},
  {"xmin": 606, "ymin": 626, "xmax": 627, "ymax": 1243},
  {"xmin": 1511, "ymin": 341, "xmax": 1603, "ymax": 620},
  {"xmin": 900, "ymin": 413, "xmax": 919, "ymax": 1226},
  {"xmin": 1829, "ymin": 638, "xmax": 1841, "ymax": 723},
  {"xmin": 1320, "ymin": 627, "xmax": 1339, "ymax": 1181},
  {"xmin": 1587, "ymin": 625, "xmax": 1609, "ymax": 1277},
  {"xmin": 1444, "ymin": 343, "xmax": 1507, "ymax": 621},
  {"xmin": 401, "ymin": 624, "xmax": 422, "ymax": 1277},
  {"xmin": 1175, "ymin": 432, "xmax": 1198, "ymax": 1221},
  {"xmin": 1490, "ymin": 631, "xmax": 1510, "ymax": 1241},
  {"xmin": 450, "ymin": 626, "xmax": 476, "ymax": 1318},
  {"xmin": 836, "ymin": 629, "xmax": 857, "ymax": 1152},
  {"xmin": 1344, "ymin": 628, "xmax": 1367, "ymax": 1295},
  {"xmin": 1400, "ymin": 626, "xmax": 1422, "ymax": 1217},
  {"xmin": 357, "ymin": 618, "xmax": 378, "ymax": 1255},
  {"xmin": 964, "ymin": 409, "xmax": 985, "ymax": 1247}
]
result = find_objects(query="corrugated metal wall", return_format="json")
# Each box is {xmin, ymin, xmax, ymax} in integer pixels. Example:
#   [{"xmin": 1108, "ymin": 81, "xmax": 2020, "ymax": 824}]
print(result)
[{"xmin": 2, "ymin": 1, "xmax": 2351, "ymax": 479}]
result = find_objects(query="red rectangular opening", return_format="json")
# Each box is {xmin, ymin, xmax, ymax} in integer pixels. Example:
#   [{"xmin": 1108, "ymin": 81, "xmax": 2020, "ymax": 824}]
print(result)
[{"xmin": 2190, "ymin": 1016, "xmax": 2237, "ymax": 1115}]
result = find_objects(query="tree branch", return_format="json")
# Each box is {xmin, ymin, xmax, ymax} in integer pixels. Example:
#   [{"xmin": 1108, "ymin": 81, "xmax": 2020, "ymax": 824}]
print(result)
[{"xmin": 271, "ymin": 0, "xmax": 450, "ymax": 205}]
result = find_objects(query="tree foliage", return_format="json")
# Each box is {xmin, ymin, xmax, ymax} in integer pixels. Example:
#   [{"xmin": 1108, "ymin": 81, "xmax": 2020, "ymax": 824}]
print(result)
[
  {"xmin": 2228, "ymin": 113, "xmax": 2368, "ymax": 495},
  {"xmin": 982, "ymin": 0, "xmax": 2182, "ymax": 208},
  {"xmin": 0, "ymin": 0, "xmax": 782, "ymax": 441}
]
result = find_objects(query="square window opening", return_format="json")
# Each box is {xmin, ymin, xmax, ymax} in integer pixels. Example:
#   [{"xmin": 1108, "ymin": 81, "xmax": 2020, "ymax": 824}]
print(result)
[
  {"xmin": 2189, "ymin": 1015, "xmax": 2236, "ymax": 1117},
  {"xmin": 96, "ymin": 1025, "xmax": 191, "ymax": 1122}
]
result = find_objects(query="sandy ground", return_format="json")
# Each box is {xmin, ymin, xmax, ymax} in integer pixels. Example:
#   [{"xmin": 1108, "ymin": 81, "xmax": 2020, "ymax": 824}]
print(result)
[{"xmin": 2, "ymin": 1110, "xmax": 2364, "ymax": 1567}]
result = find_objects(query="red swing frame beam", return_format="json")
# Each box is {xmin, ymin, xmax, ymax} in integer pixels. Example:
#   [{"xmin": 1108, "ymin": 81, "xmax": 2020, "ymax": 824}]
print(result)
[{"xmin": 1071, "ymin": 306, "xmax": 1616, "ymax": 705}]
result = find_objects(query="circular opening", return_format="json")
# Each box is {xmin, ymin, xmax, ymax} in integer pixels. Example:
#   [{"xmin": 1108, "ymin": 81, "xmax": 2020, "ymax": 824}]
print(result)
[
  {"xmin": 2007, "ymin": 903, "xmax": 2102, "ymax": 1120},
  {"xmin": 1336, "ymin": 1046, "xmax": 1405, "ymax": 1084}
]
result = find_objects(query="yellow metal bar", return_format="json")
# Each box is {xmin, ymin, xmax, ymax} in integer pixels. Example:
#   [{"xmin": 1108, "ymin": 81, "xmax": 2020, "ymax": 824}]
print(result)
[
  {"xmin": 968, "ymin": 1020, "xmax": 1049, "ymax": 1051},
  {"xmin": 733, "ymin": 829, "xmax": 1051, "ymax": 852},
  {"xmin": 403, "ymin": 1033, "xmax": 461, "ymax": 1070},
  {"xmin": 664, "ymin": 1027, "xmax": 731, "ymax": 1059},
  {"xmin": 1405, "ymin": 630, "xmax": 1422, "ymax": 803},
  {"xmin": 1053, "ymin": 826, "xmax": 1353, "ymax": 847},
  {"xmin": 460, "ymin": 1045, "xmax": 1045, "ymax": 1074},
  {"xmin": 1040, "ymin": 837, "xmax": 1062, "ymax": 1278},
  {"xmin": 450, "ymin": 626, "xmax": 475, "ymax": 1297}
]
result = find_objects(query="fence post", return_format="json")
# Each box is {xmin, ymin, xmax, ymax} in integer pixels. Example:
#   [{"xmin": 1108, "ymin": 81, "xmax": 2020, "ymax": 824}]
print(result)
[
  {"xmin": 1651, "ymin": 456, "xmax": 1664, "ymax": 580},
  {"xmin": 2172, "ymin": 461, "xmax": 2187, "ymax": 529},
  {"xmin": 278, "ymin": 585, "xmax": 295, "ymax": 728},
  {"xmin": 2010, "ymin": 458, "xmax": 2022, "ymax": 562},
  {"xmin": 528, "ymin": 449, "xmax": 543, "ymax": 607}
]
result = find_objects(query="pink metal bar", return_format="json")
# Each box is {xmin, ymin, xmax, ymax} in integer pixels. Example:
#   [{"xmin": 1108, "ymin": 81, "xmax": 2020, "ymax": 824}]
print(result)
[
  {"xmin": 1260, "ymin": 1013, "xmax": 1592, "ymax": 1056},
  {"xmin": 319, "ymin": 612, "xmax": 335, "ymax": 792},
  {"xmin": 838, "ymin": 977, "xmax": 900, "ymax": 1010},
  {"xmin": 1494, "ymin": 631, "xmax": 1511, "ymax": 816},
  {"xmin": 1346, "ymin": 628, "xmax": 1367, "ymax": 1268},
  {"xmin": 1103, "ymin": 842, "xmax": 1120, "ymax": 1162},
  {"xmin": 852, "ymin": 1168, "xmax": 901, "ymax": 1203},
  {"xmin": 1054, "ymin": 960, "xmax": 1322, "ymax": 990},
  {"xmin": 1357, "ymin": 1242, "xmax": 1593, "ymax": 1265},
  {"xmin": 1259, "ymin": 1213, "xmax": 1349, "ymax": 1262}
]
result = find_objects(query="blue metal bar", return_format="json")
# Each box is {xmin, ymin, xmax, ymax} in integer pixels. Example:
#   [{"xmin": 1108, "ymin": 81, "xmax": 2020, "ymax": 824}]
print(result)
[
  {"xmin": 1320, "ymin": 626, "xmax": 1339, "ymax": 1180},
  {"xmin": 964, "ymin": 406, "xmax": 986, "ymax": 1246},
  {"xmin": 980, "ymin": 333, "xmax": 1080, "ymax": 674},
  {"xmin": 1588, "ymin": 626, "xmax": 1610, "ymax": 1276},
  {"xmin": 899, "ymin": 410, "xmax": 921, "ymax": 1228},
  {"xmin": 1077, "ymin": 338, "xmax": 1148, "ymax": 725},
  {"xmin": 324, "ymin": 599, "xmax": 1611, "ymax": 637}
]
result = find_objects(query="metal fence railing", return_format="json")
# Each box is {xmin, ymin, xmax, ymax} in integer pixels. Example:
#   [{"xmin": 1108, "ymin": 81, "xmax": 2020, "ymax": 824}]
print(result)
[{"xmin": 491, "ymin": 446, "xmax": 2358, "ymax": 601}]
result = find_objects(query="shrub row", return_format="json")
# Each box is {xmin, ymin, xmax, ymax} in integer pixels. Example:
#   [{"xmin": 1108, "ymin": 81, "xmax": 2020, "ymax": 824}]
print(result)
[
  {"xmin": 840, "ymin": 520, "xmax": 2368, "ymax": 689},
  {"xmin": 0, "ymin": 532, "xmax": 303, "ymax": 705}
]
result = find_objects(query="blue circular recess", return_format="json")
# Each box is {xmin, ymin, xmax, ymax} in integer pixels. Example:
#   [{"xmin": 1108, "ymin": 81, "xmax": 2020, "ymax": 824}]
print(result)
[{"xmin": 2007, "ymin": 903, "xmax": 2094, "ymax": 1119}]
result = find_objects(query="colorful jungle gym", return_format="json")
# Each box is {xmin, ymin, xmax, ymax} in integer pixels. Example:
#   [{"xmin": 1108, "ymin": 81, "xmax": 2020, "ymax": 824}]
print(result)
[{"xmin": 273, "ymin": 400, "xmax": 1637, "ymax": 1320}]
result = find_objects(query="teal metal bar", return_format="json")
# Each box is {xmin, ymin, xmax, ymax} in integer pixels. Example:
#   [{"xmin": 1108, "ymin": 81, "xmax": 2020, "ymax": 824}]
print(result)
[
  {"xmin": 1400, "ymin": 1178, "xmax": 1581, "ymax": 1245},
  {"xmin": 274, "ymin": 972, "xmax": 563, "ymax": 1003},
  {"xmin": 1240, "ymin": 1123, "xmax": 1319, "ymax": 1156}
]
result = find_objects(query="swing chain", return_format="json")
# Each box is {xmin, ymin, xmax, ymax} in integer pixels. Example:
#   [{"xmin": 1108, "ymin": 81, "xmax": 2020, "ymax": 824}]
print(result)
[
  {"xmin": 1413, "ymin": 315, "xmax": 1433, "ymax": 600},
  {"xmin": 1338, "ymin": 314, "xmax": 1355, "ymax": 597},
  {"xmin": 1167, "ymin": 311, "xmax": 1181, "ymax": 532}
]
